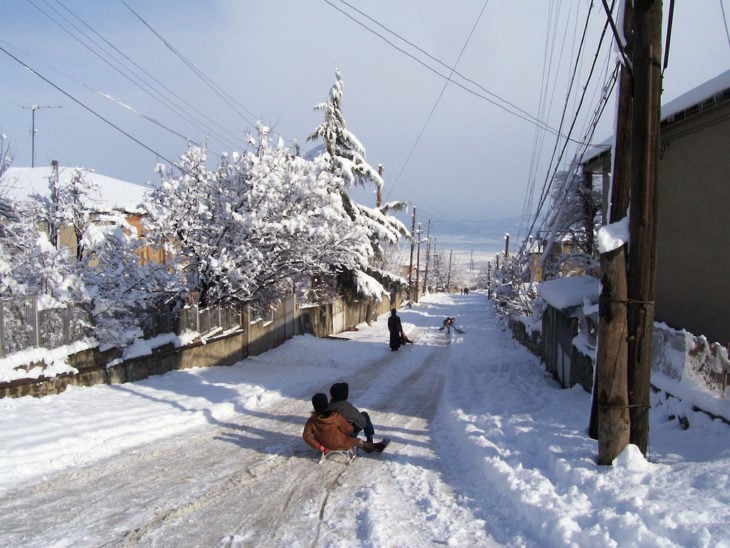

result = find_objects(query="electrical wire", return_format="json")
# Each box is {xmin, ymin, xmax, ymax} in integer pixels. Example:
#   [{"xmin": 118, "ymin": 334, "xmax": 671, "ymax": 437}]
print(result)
[
  {"xmin": 722, "ymin": 0, "xmax": 730, "ymax": 49},
  {"xmin": 0, "ymin": 38, "xmax": 191, "ymax": 143},
  {"xmin": 326, "ymin": 0, "xmax": 617, "ymax": 242},
  {"xmin": 528, "ymin": 1, "xmax": 598, "ymax": 238},
  {"xmin": 384, "ymin": 0, "xmax": 490, "ymax": 201},
  {"xmin": 521, "ymin": 1, "xmax": 571, "ymax": 236},
  {"xmin": 52, "ymin": 0, "xmax": 246, "ymax": 148},
  {"xmin": 323, "ymin": 0, "xmax": 591, "ymax": 145},
  {"xmin": 26, "ymin": 0, "xmax": 243, "ymax": 152},
  {"xmin": 119, "ymin": 0, "xmax": 260, "ymax": 130},
  {"xmin": 0, "ymin": 43, "xmax": 184, "ymax": 172},
  {"xmin": 521, "ymin": 1, "xmax": 618, "ymax": 252}
]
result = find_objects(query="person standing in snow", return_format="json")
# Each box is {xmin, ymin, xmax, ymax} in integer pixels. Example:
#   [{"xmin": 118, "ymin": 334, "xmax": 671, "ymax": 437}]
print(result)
[
  {"xmin": 328, "ymin": 382, "xmax": 381, "ymax": 444},
  {"xmin": 387, "ymin": 308, "xmax": 404, "ymax": 351},
  {"xmin": 303, "ymin": 393, "xmax": 388, "ymax": 454}
]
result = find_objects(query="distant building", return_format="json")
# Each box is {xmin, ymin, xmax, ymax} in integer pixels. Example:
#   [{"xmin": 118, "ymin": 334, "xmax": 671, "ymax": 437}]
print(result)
[{"xmin": 0, "ymin": 164, "xmax": 165, "ymax": 264}]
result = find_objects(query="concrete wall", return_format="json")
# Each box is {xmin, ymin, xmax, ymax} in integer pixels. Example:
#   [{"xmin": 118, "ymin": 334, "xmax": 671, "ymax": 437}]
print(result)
[
  {"xmin": 510, "ymin": 313, "xmax": 595, "ymax": 393},
  {"xmin": 511, "ymin": 314, "xmax": 729, "ymax": 400},
  {"xmin": 655, "ymin": 99, "xmax": 730, "ymax": 344},
  {"xmin": 0, "ymin": 330, "xmax": 246, "ymax": 398},
  {"xmin": 0, "ymin": 293, "xmax": 401, "ymax": 399}
]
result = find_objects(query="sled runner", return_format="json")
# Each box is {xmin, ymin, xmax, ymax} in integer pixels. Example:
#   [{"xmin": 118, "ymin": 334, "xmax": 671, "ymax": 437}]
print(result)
[
  {"xmin": 319, "ymin": 447, "xmax": 358, "ymax": 465},
  {"xmin": 317, "ymin": 438, "xmax": 390, "ymax": 464}
]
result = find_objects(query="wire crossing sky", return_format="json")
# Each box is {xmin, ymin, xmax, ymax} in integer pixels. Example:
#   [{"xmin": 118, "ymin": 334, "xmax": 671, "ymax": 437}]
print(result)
[{"xmin": 1, "ymin": 0, "xmax": 727, "ymax": 224}]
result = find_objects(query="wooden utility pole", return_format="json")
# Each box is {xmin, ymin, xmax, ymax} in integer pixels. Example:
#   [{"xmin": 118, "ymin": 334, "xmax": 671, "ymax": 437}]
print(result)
[
  {"xmin": 423, "ymin": 220, "xmax": 431, "ymax": 294},
  {"xmin": 592, "ymin": 0, "xmax": 633, "ymax": 463},
  {"xmin": 415, "ymin": 223, "xmax": 423, "ymax": 302},
  {"xmin": 627, "ymin": 0, "xmax": 662, "ymax": 456},
  {"xmin": 446, "ymin": 250, "xmax": 453, "ymax": 292},
  {"xmin": 408, "ymin": 208, "xmax": 416, "ymax": 299}
]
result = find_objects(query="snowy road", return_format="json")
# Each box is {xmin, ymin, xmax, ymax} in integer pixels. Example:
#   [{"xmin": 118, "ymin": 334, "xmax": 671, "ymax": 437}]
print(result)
[
  {"xmin": 0, "ymin": 296, "xmax": 495, "ymax": 546},
  {"xmin": 1, "ymin": 292, "xmax": 728, "ymax": 547}
]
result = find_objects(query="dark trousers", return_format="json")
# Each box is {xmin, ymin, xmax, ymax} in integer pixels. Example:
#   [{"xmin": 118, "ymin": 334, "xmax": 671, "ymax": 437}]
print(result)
[{"xmin": 352, "ymin": 411, "xmax": 375, "ymax": 440}]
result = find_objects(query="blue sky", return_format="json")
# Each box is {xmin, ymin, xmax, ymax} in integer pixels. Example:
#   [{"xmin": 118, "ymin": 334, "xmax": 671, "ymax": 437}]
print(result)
[{"xmin": 1, "ymin": 1, "xmax": 728, "ymax": 223}]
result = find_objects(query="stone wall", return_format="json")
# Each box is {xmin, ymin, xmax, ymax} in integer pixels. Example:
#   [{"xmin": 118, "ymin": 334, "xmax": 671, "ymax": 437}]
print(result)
[
  {"xmin": 0, "ymin": 293, "xmax": 404, "ymax": 399},
  {"xmin": 0, "ymin": 330, "xmax": 246, "ymax": 398}
]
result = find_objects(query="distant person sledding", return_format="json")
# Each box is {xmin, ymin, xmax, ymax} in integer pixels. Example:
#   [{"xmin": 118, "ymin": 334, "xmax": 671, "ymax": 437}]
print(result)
[
  {"xmin": 387, "ymin": 308, "xmax": 414, "ymax": 350},
  {"xmin": 439, "ymin": 317, "xmax": 466, "ymax": 334}
]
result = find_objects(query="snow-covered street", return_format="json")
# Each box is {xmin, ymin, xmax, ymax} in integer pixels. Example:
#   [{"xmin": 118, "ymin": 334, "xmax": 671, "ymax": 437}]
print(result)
[{"xmin": 0, "ymin": 292, "xmax": 728, "ymax": 547}]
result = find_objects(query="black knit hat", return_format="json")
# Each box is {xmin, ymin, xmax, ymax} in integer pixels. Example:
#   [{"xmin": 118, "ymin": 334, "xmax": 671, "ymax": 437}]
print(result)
[
  {"xmin": 330, "ymin": 382, "xmax": 349, "ymax": 402},
  {"xmin": 312, "ymin": 393, "xmax": 329, "ymax": 413}
]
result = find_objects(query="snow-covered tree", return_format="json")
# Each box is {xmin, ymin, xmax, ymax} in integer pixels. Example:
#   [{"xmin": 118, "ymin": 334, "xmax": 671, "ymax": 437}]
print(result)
[
  {"xmin": 0, "ymin": 161, "xmax": 173, "ymax": 348},
  {"xmin": 307, "ymin": 68, "xmax": 384, "ymax": 190},
  {"xmin": 79, "ymin": 213, "xmax": 178, "ymax": 347},
  {"xmin": 0, "ymin": 131, "xmax": 11, "ymax": 179},
  {"xmin": 0, "ymin": 132, "xmax": 16, "ymax": 239},
  {"xmin": 28, "ymin": 167, "xmax": 100, "ymax": 259},
  {"xmin": 146, "ymin": 124, "xmax": 384, "ymax": 309},
  {"xmin": 57, "ymin": 168, "xmax": 99, "ymax": 260},
  {"xmin": 539, "ymin": 166, "xmax": 602, "ymax": 277},
  {"xmin": 307, "ymin": 70, "xmax": 409, "ymax": 298}
]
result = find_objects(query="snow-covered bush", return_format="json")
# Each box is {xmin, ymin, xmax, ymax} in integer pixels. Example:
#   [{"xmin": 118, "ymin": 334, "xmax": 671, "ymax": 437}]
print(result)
[
  {"xmin": 0, "ymin": 166, "xmax": 174, "ymax": 350},
  {"xmin": 146, "ymin": 123, "xmax": 398, "ymax": 309}
]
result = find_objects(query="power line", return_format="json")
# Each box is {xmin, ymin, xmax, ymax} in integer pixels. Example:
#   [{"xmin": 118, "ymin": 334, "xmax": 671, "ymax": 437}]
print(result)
[
  {"xmin": 521, "ymin": 1, "xmax": 618, "ymax": 248},
  {"xmin": 385, "ymin": 0, "xmax": 491, "ymax": 201},
  {"xmin": 1, "ymin": 38, "xmax": 192, "ymax": 144},
  {"xmin": 324, "ymin": 0, "xmax": 592, "ymax": 145},
  {"xmin": 521, "ymin": 1, "xmax": 575, "ymax": 234},
  {"xmin": 0, "ymin": 43, "xmax": 184, "ymax": 171},
  {"xmin": 51, "ymin": 0, "xmax": 246, "ymax": 149},
  {"xmin": 720, "ymin": 0, "xmax": 730, "ymax": 49},
  {"xmin": 24, "ymin": 0, "xmax": 242, "ymax": 152},
  {"xmin": 120, "ymin": 0, "xmax": 260, "ymax": 130}
]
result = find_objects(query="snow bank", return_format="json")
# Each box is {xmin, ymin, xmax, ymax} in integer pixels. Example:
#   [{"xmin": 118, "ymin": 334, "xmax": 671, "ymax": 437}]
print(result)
[{"xmin": 538, "ymin": 275, "xmax": 600, "ymax": 310}]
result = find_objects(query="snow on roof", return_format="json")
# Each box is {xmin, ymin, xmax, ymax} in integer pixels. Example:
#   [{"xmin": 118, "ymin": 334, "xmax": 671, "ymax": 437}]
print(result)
[
  {"xmin": 0, "ymin": 166, "xmax": 151, "ymax": 213},
  {"xmin": 538, "ymin": 275, "xmax": 600, "ymax": 310},
  {"xmin": 662, "ymin": 69, "xmax": 730, "ymax": 121},
  {"xmin": 582, "ymin": 136, "xmax": 612, "ymax": 166},
  {"xmin": 582, "ymin": 69, "xmax": 730, "ymax": 164}
]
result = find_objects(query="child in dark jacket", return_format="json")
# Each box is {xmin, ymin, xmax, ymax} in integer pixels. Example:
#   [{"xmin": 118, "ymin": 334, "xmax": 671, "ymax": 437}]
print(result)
[{"xmin": 327, "ymin": 382, "xmax": 376, "ymax": 443}]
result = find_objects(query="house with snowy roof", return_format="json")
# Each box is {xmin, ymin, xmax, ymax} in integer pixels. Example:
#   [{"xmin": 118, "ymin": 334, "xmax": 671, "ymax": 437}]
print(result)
[
  {"xmin": 581, "ymin": 69, "xmax": 730, "ymax": 344},
  {"xmin": 0, "ymin": 163, "xmax": 164, "ymax": 264}
]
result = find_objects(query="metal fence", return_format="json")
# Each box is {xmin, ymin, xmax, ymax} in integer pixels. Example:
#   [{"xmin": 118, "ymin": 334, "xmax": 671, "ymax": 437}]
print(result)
[{"xmin": 0, "ymin": 295, "xmax": 242, "ymax": 359}]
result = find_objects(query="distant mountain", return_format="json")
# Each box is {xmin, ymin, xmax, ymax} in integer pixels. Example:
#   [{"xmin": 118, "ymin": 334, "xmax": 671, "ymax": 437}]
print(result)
[
  {"xmin": 428, "ymin": 217, "xmax": 523, "ymax": 236},
  {"xmin": 426, "ymin": 217, "xmax": 525, "ymax": 254}
]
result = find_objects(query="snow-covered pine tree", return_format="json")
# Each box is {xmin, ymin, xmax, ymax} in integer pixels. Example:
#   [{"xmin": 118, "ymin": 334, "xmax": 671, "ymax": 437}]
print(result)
[
  {"xmin": 307, "ymin": 68, "xmax": 384, "ymax": 190},
  {"xmin": 307, "ymin": 69, "xmax": 408, "ymax": 300}
]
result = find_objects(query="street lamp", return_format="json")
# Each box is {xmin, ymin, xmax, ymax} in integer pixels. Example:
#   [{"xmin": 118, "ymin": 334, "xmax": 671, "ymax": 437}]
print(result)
[{"xmin": 22, "ymin": 104, "xmax": 62, "ymax": 167}]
